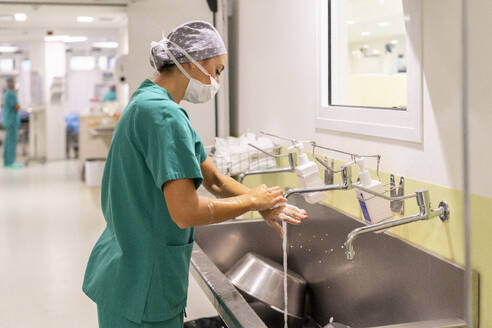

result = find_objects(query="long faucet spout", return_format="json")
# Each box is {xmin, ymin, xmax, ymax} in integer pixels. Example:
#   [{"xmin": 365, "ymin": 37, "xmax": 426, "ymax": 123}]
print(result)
[
  {"xmin": 284, "ymin": 183, "xmax": 349, "ymax": 199},
  {"xmin": 239, "ymin": 167, "xmax": 294, "ymax": 183},
  {"xmin": 344, "ymin": 214, "xmax": 425, "ymax": 260},
  {"xmin": 238, "ymin": 151, "xmax": 296, "ymax": 183}
]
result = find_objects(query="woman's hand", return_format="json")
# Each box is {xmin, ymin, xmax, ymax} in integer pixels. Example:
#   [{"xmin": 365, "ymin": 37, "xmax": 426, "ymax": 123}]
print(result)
[
  {"xmin": 248, "ymin": 184, "xmax": 287, "ymax": 211},
  {"xmin": 260, "ymin": 204, "xmax": 308, "ymax": 237}
]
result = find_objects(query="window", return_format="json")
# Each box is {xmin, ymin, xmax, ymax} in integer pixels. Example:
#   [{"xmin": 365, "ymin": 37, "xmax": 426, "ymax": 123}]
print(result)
[
  {"xmin": 98, "ymin": 56, "xmax": 108, "ymax": 70},
  {"xmin": 70, "ymin": 56, "xmax": 96, "ymax": 71},
  {"xmin": 0, "ymin": 58, "xmax": 14, "ymax": 72},
  {"xmin": 316, "ymin": 0, "xmax": 423, "ymax": 142}
]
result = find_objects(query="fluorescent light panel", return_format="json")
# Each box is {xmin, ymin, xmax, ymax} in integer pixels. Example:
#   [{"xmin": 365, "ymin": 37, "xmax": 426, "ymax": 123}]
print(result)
[
  {"xmin": 45, "ymin": 35, "xmax": 88, "ymax": 43},
  {"xmin": 0, "ymin": 46, "xmax": 18, "ymax": 53},
  {"xmin": 14, "ymin": 13, "xmax": 27, "ymax": 21},
  {"xmin": 92, "ymin": 41, "xmax": 118, "ymax": 49},
  {"xmin": 77, "ymin": 16, "xmax": 94, "ymax": 23}
]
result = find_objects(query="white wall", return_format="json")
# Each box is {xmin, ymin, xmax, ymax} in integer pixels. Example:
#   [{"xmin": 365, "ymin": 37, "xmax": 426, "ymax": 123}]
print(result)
[
  {"xmin": 126, "ymin": 0, "xmax": 216, "ymax": 146},
  {"xmin": 469, "ymin": 0, "xmax": 492, "ymax": 198},
  {"xmin": 233, "ymin": 0, "xmax": 491, "ymax": 198}
]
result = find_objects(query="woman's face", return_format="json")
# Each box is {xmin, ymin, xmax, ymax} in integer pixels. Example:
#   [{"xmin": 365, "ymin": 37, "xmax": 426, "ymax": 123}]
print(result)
[{"xmin": 184, "ymin": 54, "xmax": 227, "ymax": 85}]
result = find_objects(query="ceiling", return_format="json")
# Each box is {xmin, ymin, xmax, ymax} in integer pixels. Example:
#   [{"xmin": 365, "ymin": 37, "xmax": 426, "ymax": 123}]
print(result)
[
  {"xmin": 344, "ymin": 0, "xmax": 407, "ymax": 43},
  {"xmin": 0, "ymin": 2, "xmax": 127, "ymax": 52},
  {"xmin": 0, "ymin": 0, "xmax": 132, "ymax": 5}
]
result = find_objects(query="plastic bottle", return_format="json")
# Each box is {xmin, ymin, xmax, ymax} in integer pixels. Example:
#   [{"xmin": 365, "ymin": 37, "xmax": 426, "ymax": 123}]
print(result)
[
  {"xmin": 354, "ymin": 157, "xmax": 393, "ymax": 223},
  {"xmin": 294, "ymin": 143, "xmax": 326, "ymax": 204}
]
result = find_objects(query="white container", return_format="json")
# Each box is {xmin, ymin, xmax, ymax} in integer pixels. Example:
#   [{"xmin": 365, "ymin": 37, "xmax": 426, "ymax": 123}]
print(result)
[
  {"xmin": 353, "ymin": 158, "xmax": 393, "ymax": 223},
  {"xmin": 85, "ymin": 159, "xmax": 105, "ymax": 187},
  {"xmin": 295, "ymin": 151, "xmax": 326, "ymax": 204}
]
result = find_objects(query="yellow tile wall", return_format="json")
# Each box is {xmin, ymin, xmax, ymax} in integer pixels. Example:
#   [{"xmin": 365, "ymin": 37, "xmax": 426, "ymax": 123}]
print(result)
[{"xmin": 240, "ymin": 152, "xmax": 491, "ymax": 327}]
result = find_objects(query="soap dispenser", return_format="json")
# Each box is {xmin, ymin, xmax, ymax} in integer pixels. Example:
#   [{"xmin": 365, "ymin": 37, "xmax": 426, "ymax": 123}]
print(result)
[
  {"xmin": 294, "ymin": 143, "xmax": 326, "ymax": 204},
  {"xmin": 353, "ymin": 157, "xmax": 393, "ymax": 223}
]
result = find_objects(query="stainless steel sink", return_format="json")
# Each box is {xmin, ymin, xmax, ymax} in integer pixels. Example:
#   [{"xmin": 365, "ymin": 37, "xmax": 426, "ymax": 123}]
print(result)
[{"xmin": 191, "ymin": 195, "xmax": 477, "ymax": 328}]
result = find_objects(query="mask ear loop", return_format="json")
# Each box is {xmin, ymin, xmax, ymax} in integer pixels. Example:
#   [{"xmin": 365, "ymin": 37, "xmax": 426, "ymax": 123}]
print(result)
[
  {"xmin": 163, "ymin": 36, "xmax": 213, "ymax": 78},
  {"xmin": 150, "ymin": 35, "xmax": 214, "ymax": 84},
  {"xmin": 150, "ymin": 41, "xmax": 161, "ymax": 73}
]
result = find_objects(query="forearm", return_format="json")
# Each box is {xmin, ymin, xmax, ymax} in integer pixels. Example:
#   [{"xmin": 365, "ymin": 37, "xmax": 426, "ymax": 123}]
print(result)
[
  {"xmin": 180, "ymin": 194, "xmax": 255, "ymax": 228},
  {"xmin": 208, "ymin": 174, "xmax": 251, "ymax": 198}
]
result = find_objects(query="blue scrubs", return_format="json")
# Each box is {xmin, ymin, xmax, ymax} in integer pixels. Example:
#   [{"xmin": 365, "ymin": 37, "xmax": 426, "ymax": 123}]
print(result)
[{"xmin": 3, "ymin": 89, "xmax": 19, "ymax": 166}]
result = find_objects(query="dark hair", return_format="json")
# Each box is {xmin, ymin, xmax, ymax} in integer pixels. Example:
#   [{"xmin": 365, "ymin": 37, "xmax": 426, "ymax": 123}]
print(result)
[{"xmin": 158, "ymin": 63, "xmax": 176, "ymax": 73}]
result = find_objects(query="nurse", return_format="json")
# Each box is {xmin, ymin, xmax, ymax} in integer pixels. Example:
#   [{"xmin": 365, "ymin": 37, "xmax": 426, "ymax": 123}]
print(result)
[
  {"xmin": 102, "ymin": 85, "xmax": 117, "ymax": 102},
  {"xmin": 83, "ymin": 21, "xmax": 307, "ymax": 328},
  {"xmin": 2, "ymin": 77, "xmax": 22, "ymax": 169}
]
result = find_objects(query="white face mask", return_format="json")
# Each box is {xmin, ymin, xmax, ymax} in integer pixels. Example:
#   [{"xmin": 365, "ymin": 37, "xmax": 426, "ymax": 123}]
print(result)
[
  {"xmin": 182, "ymin": 74, "xmax": 219, "ymax": 104},
  {"xmin": 151, "ymin": 38, "xmax": 220, "ymax": 104}
]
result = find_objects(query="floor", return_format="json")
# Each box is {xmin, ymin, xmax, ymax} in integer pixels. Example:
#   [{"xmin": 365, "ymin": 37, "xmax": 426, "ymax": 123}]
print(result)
[{"xmin": 0, "ymin": 160, "xmax": 216, "ymax": 327}]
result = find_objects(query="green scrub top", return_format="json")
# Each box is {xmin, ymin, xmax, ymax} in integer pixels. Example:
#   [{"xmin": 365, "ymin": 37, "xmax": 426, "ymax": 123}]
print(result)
[
  {"xmin": 103, "ymin": 91, "xmax": 117, "ymax": 102},
  {"xmin": 83, "ymin": 79, "xmax": 207, "ymax": 324},
  {"xmin": 3, "ymin": 89, "xmax": 19, "ymax": 127}
]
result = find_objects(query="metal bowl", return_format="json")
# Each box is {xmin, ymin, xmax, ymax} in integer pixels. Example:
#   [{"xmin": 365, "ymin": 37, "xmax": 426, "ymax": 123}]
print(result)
[{"xmin": 225, "ymin": 252, "xmax": 307, "ymax": 318}]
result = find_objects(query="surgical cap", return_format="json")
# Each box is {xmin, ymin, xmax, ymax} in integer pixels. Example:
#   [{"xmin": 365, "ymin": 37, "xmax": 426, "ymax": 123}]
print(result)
[{"xmin": 150, "ymin": 20, "xmax": 227, "ymax": 70}]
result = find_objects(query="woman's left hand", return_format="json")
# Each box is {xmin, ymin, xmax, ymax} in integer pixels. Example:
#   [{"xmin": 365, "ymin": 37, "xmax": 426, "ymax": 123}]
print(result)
[{"xmin": 259, "ymin": 204, "xmax": 308, "ymax": 237}]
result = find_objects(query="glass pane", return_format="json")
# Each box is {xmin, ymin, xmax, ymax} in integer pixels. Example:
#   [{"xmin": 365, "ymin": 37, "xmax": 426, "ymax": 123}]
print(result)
[
  {"xmin": 330, "ymin": 0, "xmax": 407, "ymax": 109},
  {"xmin": 0, "ymin": 58, "xmax": 14, "ymax": 72},
  {"xmin": 98, "ymin": 56, "xmax": 108, "ymax": 70},
  {"xmin": 70, "ymin": 56, "xmax": 96, "ymax": 71}
]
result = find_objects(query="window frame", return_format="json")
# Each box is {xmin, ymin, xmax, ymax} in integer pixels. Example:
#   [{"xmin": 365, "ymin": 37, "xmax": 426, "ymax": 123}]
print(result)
[{"xmin": 315, "ymin": 0, "xmax": 423, "ymax": 143}]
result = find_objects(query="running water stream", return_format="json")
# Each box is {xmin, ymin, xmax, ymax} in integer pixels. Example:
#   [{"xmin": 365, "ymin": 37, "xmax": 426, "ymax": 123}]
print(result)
[{"xmin": 282, "ymin": 220, "xmax": 288, "ymax": 328}]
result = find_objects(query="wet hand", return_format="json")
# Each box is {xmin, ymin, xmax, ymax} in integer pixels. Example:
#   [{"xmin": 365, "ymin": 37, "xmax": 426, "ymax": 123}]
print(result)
[
  {"xmin": 248, "ymin": 184, "xmax": 287, "ymax": 211},
  {"xmin": 260, "ymin": 204, "xmax": 308, "ymax": 237}
]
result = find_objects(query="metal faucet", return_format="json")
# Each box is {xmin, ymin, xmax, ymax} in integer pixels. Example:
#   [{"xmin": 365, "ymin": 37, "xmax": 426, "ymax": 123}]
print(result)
[
  {"xmin": 344, "ymin": 188, "xmax": 450, "ymax": 260},
  {"xmin": 284, "ymin": 157, "xmax": 353, "ymax": 199},
  {"xmin": 238, "ymin": 144, "xmax": 296, "ymax": 183}
]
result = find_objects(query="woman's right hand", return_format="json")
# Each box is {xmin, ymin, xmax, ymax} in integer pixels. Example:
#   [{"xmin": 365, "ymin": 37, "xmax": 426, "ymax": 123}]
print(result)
[{"xmin": 248, "ymin": 184, "xmax": 287, "ymax": 211}]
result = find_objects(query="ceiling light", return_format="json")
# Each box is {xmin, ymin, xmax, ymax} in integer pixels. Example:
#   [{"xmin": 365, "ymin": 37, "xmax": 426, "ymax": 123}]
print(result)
[
  {"xmin": 378, "ymin": 22, "xmax": 389, "ymax": 27},
  {"xmin": 346, "ymin": 20, "xmax": 355, "ymax": 25},
  {"xmin": 0, "ymin": 15, "xmax": 12, "ymax": 21},
  {"xmin": 390, "ymin": 39, "xmax": 399, "ymax": 45},
  {"xmin": 65, "ymin": 36, "xmax": 88, "ymax": 43},
  {"xmin": 14, "ymin": 13, "xmax": 27, "ymax": 22},
  {"xmin": 0, "ymin": 46, "xmax": 18, "ymax": 53},
  {"xmin": 92, "ymin": 41, "xmax": 118, "ymax": 49},
  {"xmin": 361, "ymin": 31, "xmax": 371, "ymax": 36},
  {"xmin": 77, "ymin": 16, "xmax": 94, "ymax": 23},
  {"xmin": 45, "ymin": 35, "xmax": 88, "ymax": 43}
]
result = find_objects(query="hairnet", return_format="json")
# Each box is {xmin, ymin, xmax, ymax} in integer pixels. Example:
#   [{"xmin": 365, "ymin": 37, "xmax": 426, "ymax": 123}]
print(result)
[{"xmin": 150, "ymin": 20, "xmax": 227, "ymax": 71}]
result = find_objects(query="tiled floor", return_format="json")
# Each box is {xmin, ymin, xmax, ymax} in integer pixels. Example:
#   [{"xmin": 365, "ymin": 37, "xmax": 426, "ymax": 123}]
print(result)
[{"xmin": 0, "ymin": 160, "xmax": 216, "ymax": 327}]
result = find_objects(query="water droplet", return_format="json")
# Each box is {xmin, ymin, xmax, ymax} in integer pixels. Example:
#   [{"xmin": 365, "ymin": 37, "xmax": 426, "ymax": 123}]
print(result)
[
  {"xmin": 300, "ymin": 245, "xmax": 303, "ymax": 249},
  {"xmin": 308, "ymin": 248, "xmax": 311, "ymax": 252},
  {"xmin": 313, "ymin": 235, "xmax": 316, "ymax": 238},
  {"xmin": 325, "ymin": 233, "xmax": 328, "ymax": 236},
  {"xmin": 290, "ymin": 245, "xmax": 293, "ymax": 249},
  {"xmin": 319, "ymin": 260, "xmax": 322, "ymax": 264},
  {"xmin": 325, "ymin": 250, "xmax": 328, "ymax": 253},
  {"xmin": 341, "ymin": 245, "xmax": 345, "ymax": 249},
  {"xmin": 320, "ymin": 238, "xmax": 324, "ymax": 241},
  {"xmin": 331, "ymin": 248, "xmax": 334, "ymax": 252}
]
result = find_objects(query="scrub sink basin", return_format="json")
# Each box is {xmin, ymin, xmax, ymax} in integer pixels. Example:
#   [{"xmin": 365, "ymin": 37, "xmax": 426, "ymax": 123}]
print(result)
[{"xmin": 190, "ymin": 195, "xmax": 477, "ymax": 328}]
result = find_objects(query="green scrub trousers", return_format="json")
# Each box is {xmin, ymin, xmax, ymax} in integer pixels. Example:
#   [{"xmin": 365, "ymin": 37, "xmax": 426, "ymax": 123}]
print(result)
[
  {"xmin": 3, "ymin": 89, "xmax": 19, "ymax": 166},
  {"xmin": 3, "ymin": 124, "xmax": 18, "ymax": 166},
  {"xmin": 97, "ymin": 305, "xmax": 183, "ymax": 328},
  {"xmin": 83, "ymin": 79, "xmax": 207, "ymax": 327}
]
